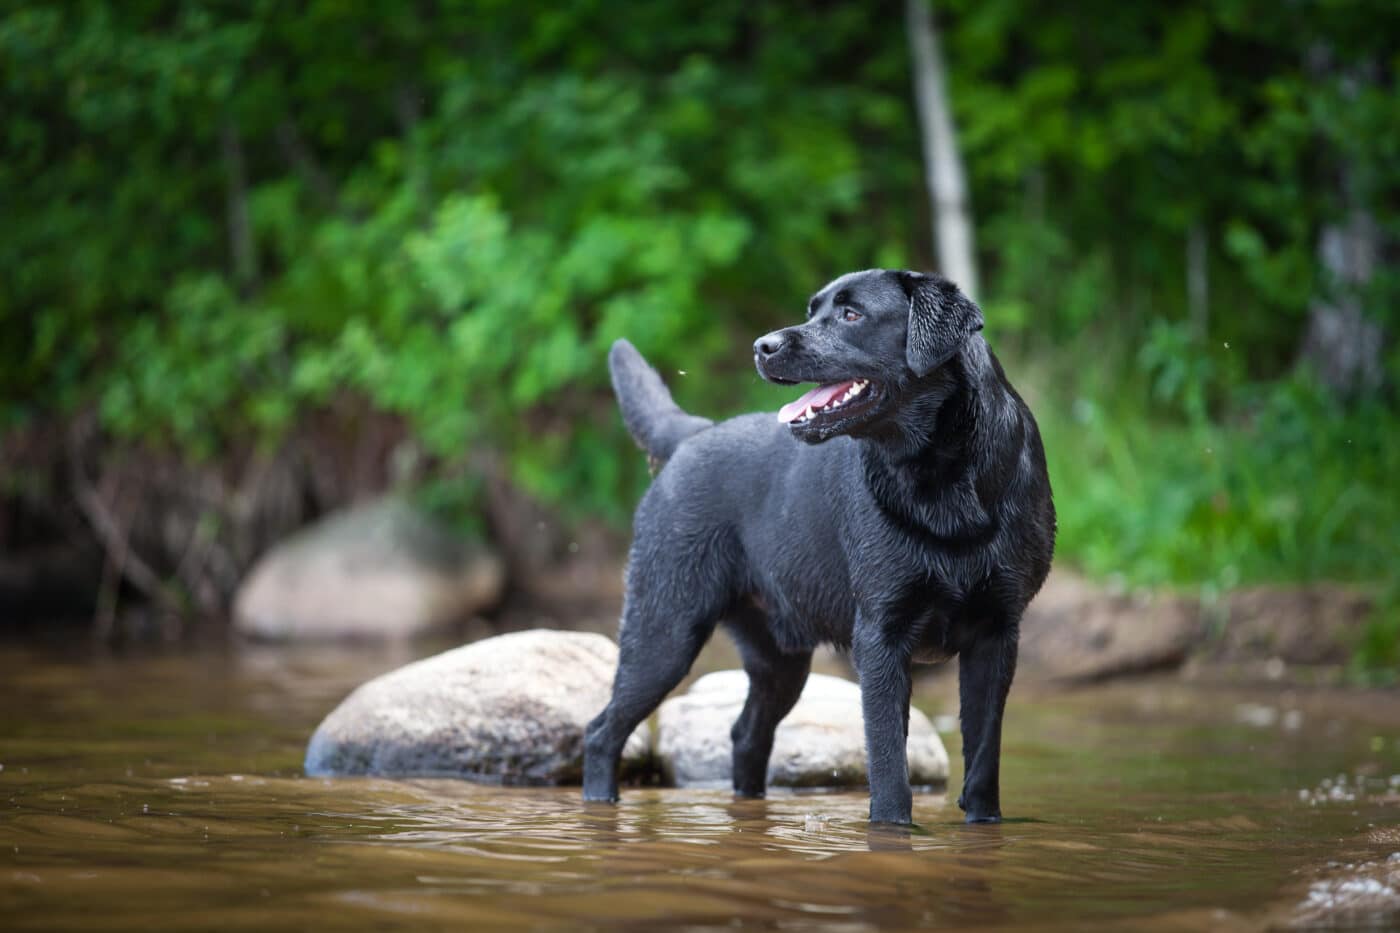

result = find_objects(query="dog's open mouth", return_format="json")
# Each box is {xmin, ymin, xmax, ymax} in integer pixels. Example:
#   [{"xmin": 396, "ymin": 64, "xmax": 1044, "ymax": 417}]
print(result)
[{"xmin": 777, "ymin": 378, "xmax": 874, "ymax": 425}]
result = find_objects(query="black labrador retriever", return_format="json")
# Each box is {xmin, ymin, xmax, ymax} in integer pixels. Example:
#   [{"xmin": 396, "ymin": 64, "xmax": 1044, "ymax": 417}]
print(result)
[{"xmin": 583, "ymin": 268, "xmax": 1055, "ymax": 824}]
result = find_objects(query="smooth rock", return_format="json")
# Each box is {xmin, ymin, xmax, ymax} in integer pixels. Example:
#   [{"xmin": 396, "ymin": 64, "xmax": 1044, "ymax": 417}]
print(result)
[
  {"xmin": 1019, "ymin": 571, "xmax": 1203, "ymax": 682},
  {"xmin": 305, "ymin": 629, "xmax": 649, "ymax": 783},
  {"xmin": 234, "ymin": 498, "xmax": 503, "ymax": 640},
  {"xmin": 655, "ymin": 670, "xmax": 949, "ymax": 789},
  {"xmin": 1216, "ymin": 585, "xmax": 1373, "ymax": 664}
]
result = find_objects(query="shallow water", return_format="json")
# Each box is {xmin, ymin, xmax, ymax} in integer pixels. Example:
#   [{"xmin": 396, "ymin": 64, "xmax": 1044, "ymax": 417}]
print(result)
[{"xmin": 1, "ymin": 639, "xmax": 1397, "ymax": 931}]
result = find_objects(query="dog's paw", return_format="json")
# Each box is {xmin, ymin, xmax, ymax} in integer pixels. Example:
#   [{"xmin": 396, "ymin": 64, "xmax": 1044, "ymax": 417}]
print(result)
[
  {"xmin": 962, "ymin": 811, "xmax": 1002, "ymax": 824},
  {"xmin": 957, "ymin": 793, "xmax": 1001, "ymax": 823}
]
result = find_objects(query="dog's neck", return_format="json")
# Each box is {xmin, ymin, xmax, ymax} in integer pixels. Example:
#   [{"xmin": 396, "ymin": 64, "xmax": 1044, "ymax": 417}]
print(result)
[
  {"xmin": 858, "ymin": 336, "xmax": 1013, "ymax": 540},
  {"xmin": 869, "ymin": 336, "xmax": 1005, "ymax": 459}
]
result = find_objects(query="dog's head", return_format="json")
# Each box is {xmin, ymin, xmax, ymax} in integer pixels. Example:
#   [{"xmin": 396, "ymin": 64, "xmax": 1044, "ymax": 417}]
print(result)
[{"xmin": 753, "ymin": 269, "xmax": 983, "ymax": 443}]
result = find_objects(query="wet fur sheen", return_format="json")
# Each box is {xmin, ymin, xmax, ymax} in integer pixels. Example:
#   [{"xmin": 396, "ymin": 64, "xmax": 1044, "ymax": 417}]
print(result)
[{"xmin": 584, "ymin": 268, "xmax": 1055, "ymax": 825}]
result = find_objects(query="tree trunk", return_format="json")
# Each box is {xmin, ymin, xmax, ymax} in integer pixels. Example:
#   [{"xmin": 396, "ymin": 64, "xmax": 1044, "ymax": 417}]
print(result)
[
  {"xmin": 1186, "ymin": 221, "xmax": 1209, "ymax": 339},
  {"xmin": 906, "ymin": 0, "xmax": 978, "ymax": 299},
  {"xmin": 221, "ymin": 119, "xmax": 259, "ymax": 295},
  {"xmin": 1298, "ymin": 49, "xmax": 1384, "ymax": 396},
  {"xmin": 1302, "ymin": 207, "xmax": 1383, "ymax": 395},
  {"xmin": 275, "ymin": 119, "xmax": 339, "ymax": 210}
]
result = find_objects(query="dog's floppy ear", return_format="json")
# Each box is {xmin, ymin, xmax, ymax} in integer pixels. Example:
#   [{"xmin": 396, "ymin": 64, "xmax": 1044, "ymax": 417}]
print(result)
[{"xmin": 899, "ymin": 271, "xmax": 984, "ymax": 377}]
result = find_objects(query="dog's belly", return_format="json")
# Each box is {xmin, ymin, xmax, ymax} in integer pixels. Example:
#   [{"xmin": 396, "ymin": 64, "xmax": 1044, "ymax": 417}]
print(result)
[
  {"xmin": 756, "ymin": 588, "xmax": 959, "ymax": 662},
  {"xmin": 740, "ymin": 505, "xmax": 859, "ymax": 651},
  {"xmin": 749, "ymin": 578, "xmax": 857, "ymax": 653},
  {"xmin": 912, "ymin": 643, "xmax": 955, "ymax": 664}
]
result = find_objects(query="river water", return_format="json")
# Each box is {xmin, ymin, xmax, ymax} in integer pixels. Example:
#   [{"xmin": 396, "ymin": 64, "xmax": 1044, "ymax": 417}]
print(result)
[{"xmin": 1, "ymin": 637, "xmax": 1397, "ymax": 930}]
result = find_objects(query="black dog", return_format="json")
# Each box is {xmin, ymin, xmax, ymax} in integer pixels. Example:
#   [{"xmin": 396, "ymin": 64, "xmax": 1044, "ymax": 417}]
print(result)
[{"xmin": 583, "ymin": 269, "xmax": 1055, "ymax": 824}]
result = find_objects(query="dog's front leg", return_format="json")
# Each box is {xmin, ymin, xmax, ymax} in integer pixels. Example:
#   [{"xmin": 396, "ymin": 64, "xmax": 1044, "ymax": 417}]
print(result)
[
  {"xmin": 956, "ymin": 618, "xmax": 1019, "ymax": 823},
  {"xmin": 852, "ymin": 617, "xmax": 914, "ymax": 825}
]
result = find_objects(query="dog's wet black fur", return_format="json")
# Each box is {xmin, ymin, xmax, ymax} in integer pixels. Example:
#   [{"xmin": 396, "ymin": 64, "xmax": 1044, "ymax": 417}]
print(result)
[{"xmin": 583, "ymin": 269, "xmax": 1055, "ymax": 825}]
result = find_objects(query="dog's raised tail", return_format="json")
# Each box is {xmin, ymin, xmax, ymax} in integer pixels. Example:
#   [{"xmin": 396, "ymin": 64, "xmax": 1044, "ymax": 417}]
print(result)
[{"xmin": 609, "ymin": 339, "xmax": 713, "ymax": 468}]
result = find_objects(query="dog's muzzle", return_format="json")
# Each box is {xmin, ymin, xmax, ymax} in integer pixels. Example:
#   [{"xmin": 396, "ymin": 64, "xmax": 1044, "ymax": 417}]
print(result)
[{"xmin": 753, "ymin": 329, "xmax": 803, "ymax": 384}]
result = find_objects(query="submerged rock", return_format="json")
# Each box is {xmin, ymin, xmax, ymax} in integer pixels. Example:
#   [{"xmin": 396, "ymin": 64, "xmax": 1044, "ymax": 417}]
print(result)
[
  {"xmin": 655, "ymin": 670, "xmax": 949, "ymax": 789},
  {"xmin": 305, "ymin": 629, "xmax": 648, "ymax": 783},
  {"xmin": 234, "ymin": 498, "xmax": 503, "ymax": 640}
]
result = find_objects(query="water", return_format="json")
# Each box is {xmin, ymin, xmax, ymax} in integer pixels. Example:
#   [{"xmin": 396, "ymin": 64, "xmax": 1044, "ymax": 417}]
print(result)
[{"xmin": 1, "ymin": 638, "xmax": 1397, "ymax": 930}]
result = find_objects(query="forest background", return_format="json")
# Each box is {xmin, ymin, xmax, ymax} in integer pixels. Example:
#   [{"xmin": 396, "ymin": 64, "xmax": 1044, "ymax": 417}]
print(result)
[{"xmin": 2, "ymin": 1, "xmax": 1396, "ymax": 672}]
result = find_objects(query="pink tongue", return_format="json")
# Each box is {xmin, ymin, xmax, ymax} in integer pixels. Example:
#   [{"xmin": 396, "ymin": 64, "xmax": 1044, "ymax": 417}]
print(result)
[{"xmin": 777, "ymin": 381, "xmax": 855, "ymax": 424}]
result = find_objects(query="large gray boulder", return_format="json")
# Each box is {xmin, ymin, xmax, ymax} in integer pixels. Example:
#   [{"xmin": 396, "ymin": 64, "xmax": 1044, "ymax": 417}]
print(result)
[
  {"xmin": 305, "ymin": 629, "xmax": 649, "ymax": 783},
  {"xmin": 655, "ymin": 670, "xmax": 949, "ymax": 789},
  {"xmin": 234, "ymin": 498, "xmax": 503, "ymax": 640}
]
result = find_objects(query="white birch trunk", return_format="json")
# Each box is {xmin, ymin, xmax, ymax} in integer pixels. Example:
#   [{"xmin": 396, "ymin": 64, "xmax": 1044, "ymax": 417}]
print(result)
[
  {"xmin": 1299, "ymin": 45, "xmax": 1384, "ymax": 395},
  {"xmin": 906, "ymin": 0, "xmax": 978, "ymax": 300},
  {"xmin": 1303, "ymin": 207, "xmax": 1383, "ymax": 394}
]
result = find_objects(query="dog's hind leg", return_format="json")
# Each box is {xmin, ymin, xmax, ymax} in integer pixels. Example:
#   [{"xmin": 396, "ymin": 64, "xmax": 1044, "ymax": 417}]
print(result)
[
  {"xmin": 725, "ymin": 612, "xmax": 812, "ymax": 798},
  {"xmin": 582, "ymin": 603, "xmax": 714, "ymax": 802},
  {"xmin": 955, "ymin": 617, "xmax": 1020, "ymax": 823},
  {"xmin": 583, "ymin": 540, "xmax": 731, "ymax": 802}
]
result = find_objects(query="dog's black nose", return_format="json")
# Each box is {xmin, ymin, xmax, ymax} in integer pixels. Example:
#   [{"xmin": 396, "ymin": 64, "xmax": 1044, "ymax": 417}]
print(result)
[{"xmin": 754, "ymin": 332, "xmax": 786, "ymax": 360}]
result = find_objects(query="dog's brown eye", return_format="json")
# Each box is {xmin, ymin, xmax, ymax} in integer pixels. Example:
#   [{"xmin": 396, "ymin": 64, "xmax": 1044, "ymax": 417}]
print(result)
[{"xmin": 841, "ymin": 308, "xmax": 861, "ymax": 322}]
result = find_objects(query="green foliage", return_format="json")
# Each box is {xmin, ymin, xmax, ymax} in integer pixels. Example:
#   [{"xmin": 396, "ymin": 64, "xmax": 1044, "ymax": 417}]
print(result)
[
  {"xmin": 1042, "ymin": 366, "xmax": 1400, "ymax": 591},
  {"xmin": 3, "ymin": 1, "xmax": 914, "ymax": 515}
]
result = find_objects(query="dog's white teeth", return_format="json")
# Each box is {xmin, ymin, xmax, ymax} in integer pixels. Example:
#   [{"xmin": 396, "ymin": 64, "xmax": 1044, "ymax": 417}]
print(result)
[{"xmin": 804, "ymin": 405, "xmax": 815, "ymax": 421}]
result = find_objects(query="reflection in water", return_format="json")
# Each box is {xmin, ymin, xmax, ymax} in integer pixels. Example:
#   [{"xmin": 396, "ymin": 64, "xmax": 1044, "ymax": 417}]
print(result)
[
  {"xmin": 943, "ymin": 823, "xmax": 1009, "ymax": 927},
  {"xmin": 862, "ymin": 820, "xmax": 913, "ymax": 853},
  {"xmin": 0, "ymin": 641, "xmax": 1397, "ymax": 930}
]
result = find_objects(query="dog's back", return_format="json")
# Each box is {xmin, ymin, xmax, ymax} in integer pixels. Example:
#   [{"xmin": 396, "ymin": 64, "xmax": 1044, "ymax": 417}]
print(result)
[{"xmin": 628, "ymin": 404, "xmax": 862, "ymax": 645}]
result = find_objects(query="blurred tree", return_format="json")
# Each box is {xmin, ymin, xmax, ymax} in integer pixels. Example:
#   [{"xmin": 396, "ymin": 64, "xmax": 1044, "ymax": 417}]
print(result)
[
  {"xmin": 907, "ymin": 0, "xmax": 978, "ymax": 299},
  {"xmin": 1297, "ymin": 46, "xmax": 1384, "ymax": 396}
]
